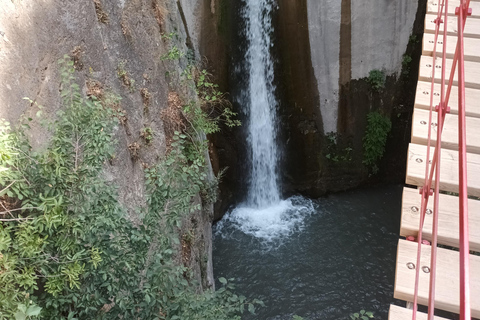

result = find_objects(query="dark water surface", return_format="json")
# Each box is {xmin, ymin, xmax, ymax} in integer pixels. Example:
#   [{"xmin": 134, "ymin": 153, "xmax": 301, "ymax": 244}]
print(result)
[{"xmin": 213, "ymin": 184, "xmax": 403, "ymax": 320}]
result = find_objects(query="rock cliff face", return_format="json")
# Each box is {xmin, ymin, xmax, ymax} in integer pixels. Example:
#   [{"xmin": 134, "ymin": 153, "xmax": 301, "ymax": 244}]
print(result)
[{"xmin": 0, "ymin": 0, "xmax": 216, "ymax": 289}]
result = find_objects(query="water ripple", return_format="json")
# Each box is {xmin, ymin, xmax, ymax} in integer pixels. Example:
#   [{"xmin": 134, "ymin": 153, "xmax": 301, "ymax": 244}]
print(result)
[{"xmin": 213, "ymin": 185, "xmax": 404, "ymax": 320}]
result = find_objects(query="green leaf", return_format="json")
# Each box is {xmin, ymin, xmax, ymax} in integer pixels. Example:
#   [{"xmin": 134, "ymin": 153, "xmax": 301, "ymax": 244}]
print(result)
[
  {"xmin": 248, "ymin": 304, "xmax": 255, "ymax": 314},
  {"xmin": 25, "ymin": 305, "xmax": 42, "ymax": 316},
  {"xmin": 218, "ymin": 277, "xmax": 227, "ymax": 284},
  {"xmin": 14, "ymin": 312, "xmax": 26, "ymax": 320}
]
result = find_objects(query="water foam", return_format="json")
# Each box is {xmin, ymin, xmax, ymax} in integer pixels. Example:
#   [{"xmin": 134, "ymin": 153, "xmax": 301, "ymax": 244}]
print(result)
[{"xmin": 216, "ymin": 197, "xmax": 314, "ymax": 243}]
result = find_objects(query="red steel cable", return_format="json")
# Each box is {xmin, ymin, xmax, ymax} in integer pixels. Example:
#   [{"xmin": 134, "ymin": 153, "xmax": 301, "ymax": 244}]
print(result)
[
  {"xmin": 411, "ymin": 0, "xmax": 472, "ymax": 318},
  {"xmin": 427, "ymin": 0, "xmax": 449, "ymax": 318},
  {"xmin": 446, "ymin": 0, "xmax": 472, "ymax": 105},
  {"xmin": 411, "ymin": 2, "xmax": 445, "ymax": 319},
  {"xmin": 419, "ymin": 7, "xmax": 472, "ymax": 318},
  {"xmin": 412, "ymin": 0, "xmax": 470, "ymax": 320},
  {"xmin": 426, "ymin": 0, "xmax": 472, "ymax": 191},
  {"xmin": 457, "ymin": 1, "xmax": 471, "ymax": 319}
]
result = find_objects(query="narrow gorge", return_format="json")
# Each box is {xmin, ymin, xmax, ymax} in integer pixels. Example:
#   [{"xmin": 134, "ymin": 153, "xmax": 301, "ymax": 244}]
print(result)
[{"xmin": 0, "ymin": 0, "xmax": 427, "ymax": 319}]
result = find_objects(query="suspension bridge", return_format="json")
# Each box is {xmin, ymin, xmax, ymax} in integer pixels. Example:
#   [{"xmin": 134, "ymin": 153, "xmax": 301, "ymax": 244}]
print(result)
[{"xmin": 388, "ymin": 0, "xmax": 479, "ymax": 319}]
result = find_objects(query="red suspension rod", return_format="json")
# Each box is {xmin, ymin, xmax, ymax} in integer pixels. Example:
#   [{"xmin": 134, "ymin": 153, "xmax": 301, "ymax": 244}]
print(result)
[{"xmin": 457, "ymin": 1, "xmax": 471, "ymax": 319}]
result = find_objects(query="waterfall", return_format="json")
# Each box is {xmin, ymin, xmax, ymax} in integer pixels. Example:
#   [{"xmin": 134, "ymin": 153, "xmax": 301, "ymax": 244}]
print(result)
[
  {"xmin": 243, "ymin": 0, "xmax": 280, "ymax": 208},
  {"xmin": 215, "ymin": 0, "xmax": 314, "ymax": 243}
]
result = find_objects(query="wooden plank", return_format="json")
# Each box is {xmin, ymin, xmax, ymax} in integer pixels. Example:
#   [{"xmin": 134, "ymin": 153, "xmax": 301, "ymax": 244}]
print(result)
[
  {"xmin": 423, "ymin": 33, "xmax": 480, "ymax": 62},
  {"xmin": 411, "ymin": 108, "xmax": 480, "ymax": 154},
  {"xmin": 394, "ymin": 239, "xmax": 480, "ymax": 317},
  {"xmin": 425, "ymin": 14, "xmax": 480, "ymax": 39},
  {"xmin": 401, "ymin": 186, "xmax": 480, "ymax": 251},
  {"xmin": 405, "ymin": 143, "xmax": 480, "ymax": 197},
  {"xmin": 414, "ymin": 81, "xmax": 480, "ymax": 118},
  {"xmin": 388, "ymin": 305, "xmax": 450, "ymax": 320},
  {"xmin": 418, "ymin": 55, "xmax": 480, "ymax": 89},
  {"xmin": 427, "ymin": 0, "xmax": 480, "ymax": 19}
]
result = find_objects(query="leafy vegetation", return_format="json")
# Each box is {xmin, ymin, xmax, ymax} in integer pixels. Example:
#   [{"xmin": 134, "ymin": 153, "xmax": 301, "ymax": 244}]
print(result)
[
  {"xmin": 325, "ymin": 132, "xmax": 353, "ymax": 163},
  {"xmin": 161, "ymin": 32, "xmax": 177, "ymax": 42},
  {"xmin": 141, "ymin": 126, "xmax": 154, "ymax": 144},
  {"xmin": 140, "ymin": 87, "xmax": 152, "ymax": 112},
  {"xmin": 182, "ymin": 67, "xmax": 240, "ymax": 135},
  {"xmin": 408, "ymin": 34, "xmax": 419, "ymax": 44},
  {"xmin": 366, "ymin": 70, "xmax": 385, "ymax": 92},
  {"xmin": 362, "ymin": 111, "xmax": 392, "ymax": 174},
  {"xmin": 402, "ymin": 54, "xmax": 413, "ymax": 76},
  {"xmin": 117, "ymin": 60, "xmax": 135, "ymax": 91},
  {"xmin": 350, "ymin": 309, "xmax": 374, "ymax": 320},
  {"xmin": 161, "ymin": 46, "xmax": 184, "ymax": 61},
  {"xmin": 0, "ymin": 57, "xmax": 253, "ymax": 319}
]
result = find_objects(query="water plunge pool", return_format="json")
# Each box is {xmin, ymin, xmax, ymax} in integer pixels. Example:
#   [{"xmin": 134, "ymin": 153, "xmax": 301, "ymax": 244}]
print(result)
[{"xmin": 213, "ymin": 185, "xmax": 403, "ymax": 320}]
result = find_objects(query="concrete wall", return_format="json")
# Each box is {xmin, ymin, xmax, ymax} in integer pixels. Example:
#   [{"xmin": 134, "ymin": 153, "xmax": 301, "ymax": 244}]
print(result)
[
  {"xmin": 307, "ymin": 1, "xmax": 342, "ymax": 134},
  {"xmin": 307, "ymin": 0, "xmax": 418, "ymax": 134}
]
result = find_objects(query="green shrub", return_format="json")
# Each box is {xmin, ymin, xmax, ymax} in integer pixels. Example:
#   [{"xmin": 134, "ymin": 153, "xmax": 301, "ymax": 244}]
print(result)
[
  {"xmin": 362, "ymin": 111, "xmax": 392, "ymax": 173},
  {"xmin": 367, "ymin": 70, "xmax": 385, "ymax": 91},
  {"xmin": 350, "ymin": 310, "xmax": 374, "ymax": 320},
  {"xmin": 402, "ymin": 54, "xmax": 413, "ymax": 76},
  {"xmin": 0, "ymin": 56, "xmax": 255, "ymax": 319},
  {"xmin": 141, "ymin": 126, "xmax": 154, "ymax": 144},
  {"xmin": 181, "ymin": 67, "xmax": 240, "ymax": 135},
  {"xmin": 161, "ymin": 46, "xmax": 184, "ymax": 61},
  {"xmin": 325, "ymin": 132, "xmax": 352, "ymax": 163}
]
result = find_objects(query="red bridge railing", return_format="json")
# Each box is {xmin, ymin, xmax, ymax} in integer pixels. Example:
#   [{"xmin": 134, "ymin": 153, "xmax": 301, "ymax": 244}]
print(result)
[{"xmin": 411, "ymin": 0, "xmax": 472, "ymax": 319}]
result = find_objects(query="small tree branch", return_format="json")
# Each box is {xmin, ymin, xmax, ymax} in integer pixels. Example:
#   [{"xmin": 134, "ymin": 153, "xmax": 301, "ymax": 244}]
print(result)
[
  {"xmin": 0, "ymin": 217, "xmax": 34, "ymax": 221},
  {"xmin": 0, "ymin": 200, "xmax": 14, "ymax": 219},
  {"xmin": 11, "ymin": 147, "xmax": 39, "ymax": 164},
  {"xmin": 73, "ymin": 133, "xmax": 85, "ymax": 172},
  {"xmin": 0, "ymin": 180, "xmax": 16, "ymax": 195},
  {"xmin": 0, "ymin": 207, "xmax": 40, "ymax": 215}
]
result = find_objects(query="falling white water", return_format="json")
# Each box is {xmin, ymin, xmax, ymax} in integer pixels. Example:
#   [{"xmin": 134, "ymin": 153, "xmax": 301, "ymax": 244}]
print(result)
[
  {"xmin": 216, "ymin": 0, "xmax": 314, "ymax": 242},
  {"xmin": 244, "ymin": 0, "xmax": 279, "ymax": 208}
]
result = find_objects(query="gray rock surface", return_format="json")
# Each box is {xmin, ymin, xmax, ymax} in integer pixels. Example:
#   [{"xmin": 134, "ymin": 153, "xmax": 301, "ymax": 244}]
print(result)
[{"xmin": 0, "ymin": 0, "xmax": 214, "ymax": 290}]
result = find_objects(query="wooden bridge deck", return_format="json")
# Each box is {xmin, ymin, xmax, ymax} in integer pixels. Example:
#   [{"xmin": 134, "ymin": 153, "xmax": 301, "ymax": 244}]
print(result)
[
  {"xmin": 389, "ymin": 304, "xmax": 449, "ymax": 320},
  {"xmin": 401, "ymin": 187, "xmax": 480, "ymax": 252},
  {"xmin": 427, "ymin": 0, "xmax": 480, "ymax": 19},
  {"xmin": 390, "ymin": 0, "xmax": 480, "ymax": 318}
]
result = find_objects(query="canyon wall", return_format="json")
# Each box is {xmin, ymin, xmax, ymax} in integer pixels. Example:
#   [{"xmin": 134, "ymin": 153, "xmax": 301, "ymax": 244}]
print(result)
[{"xmin": 0, "ymin": 0, "xmax": 217, "ymax": 291}]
